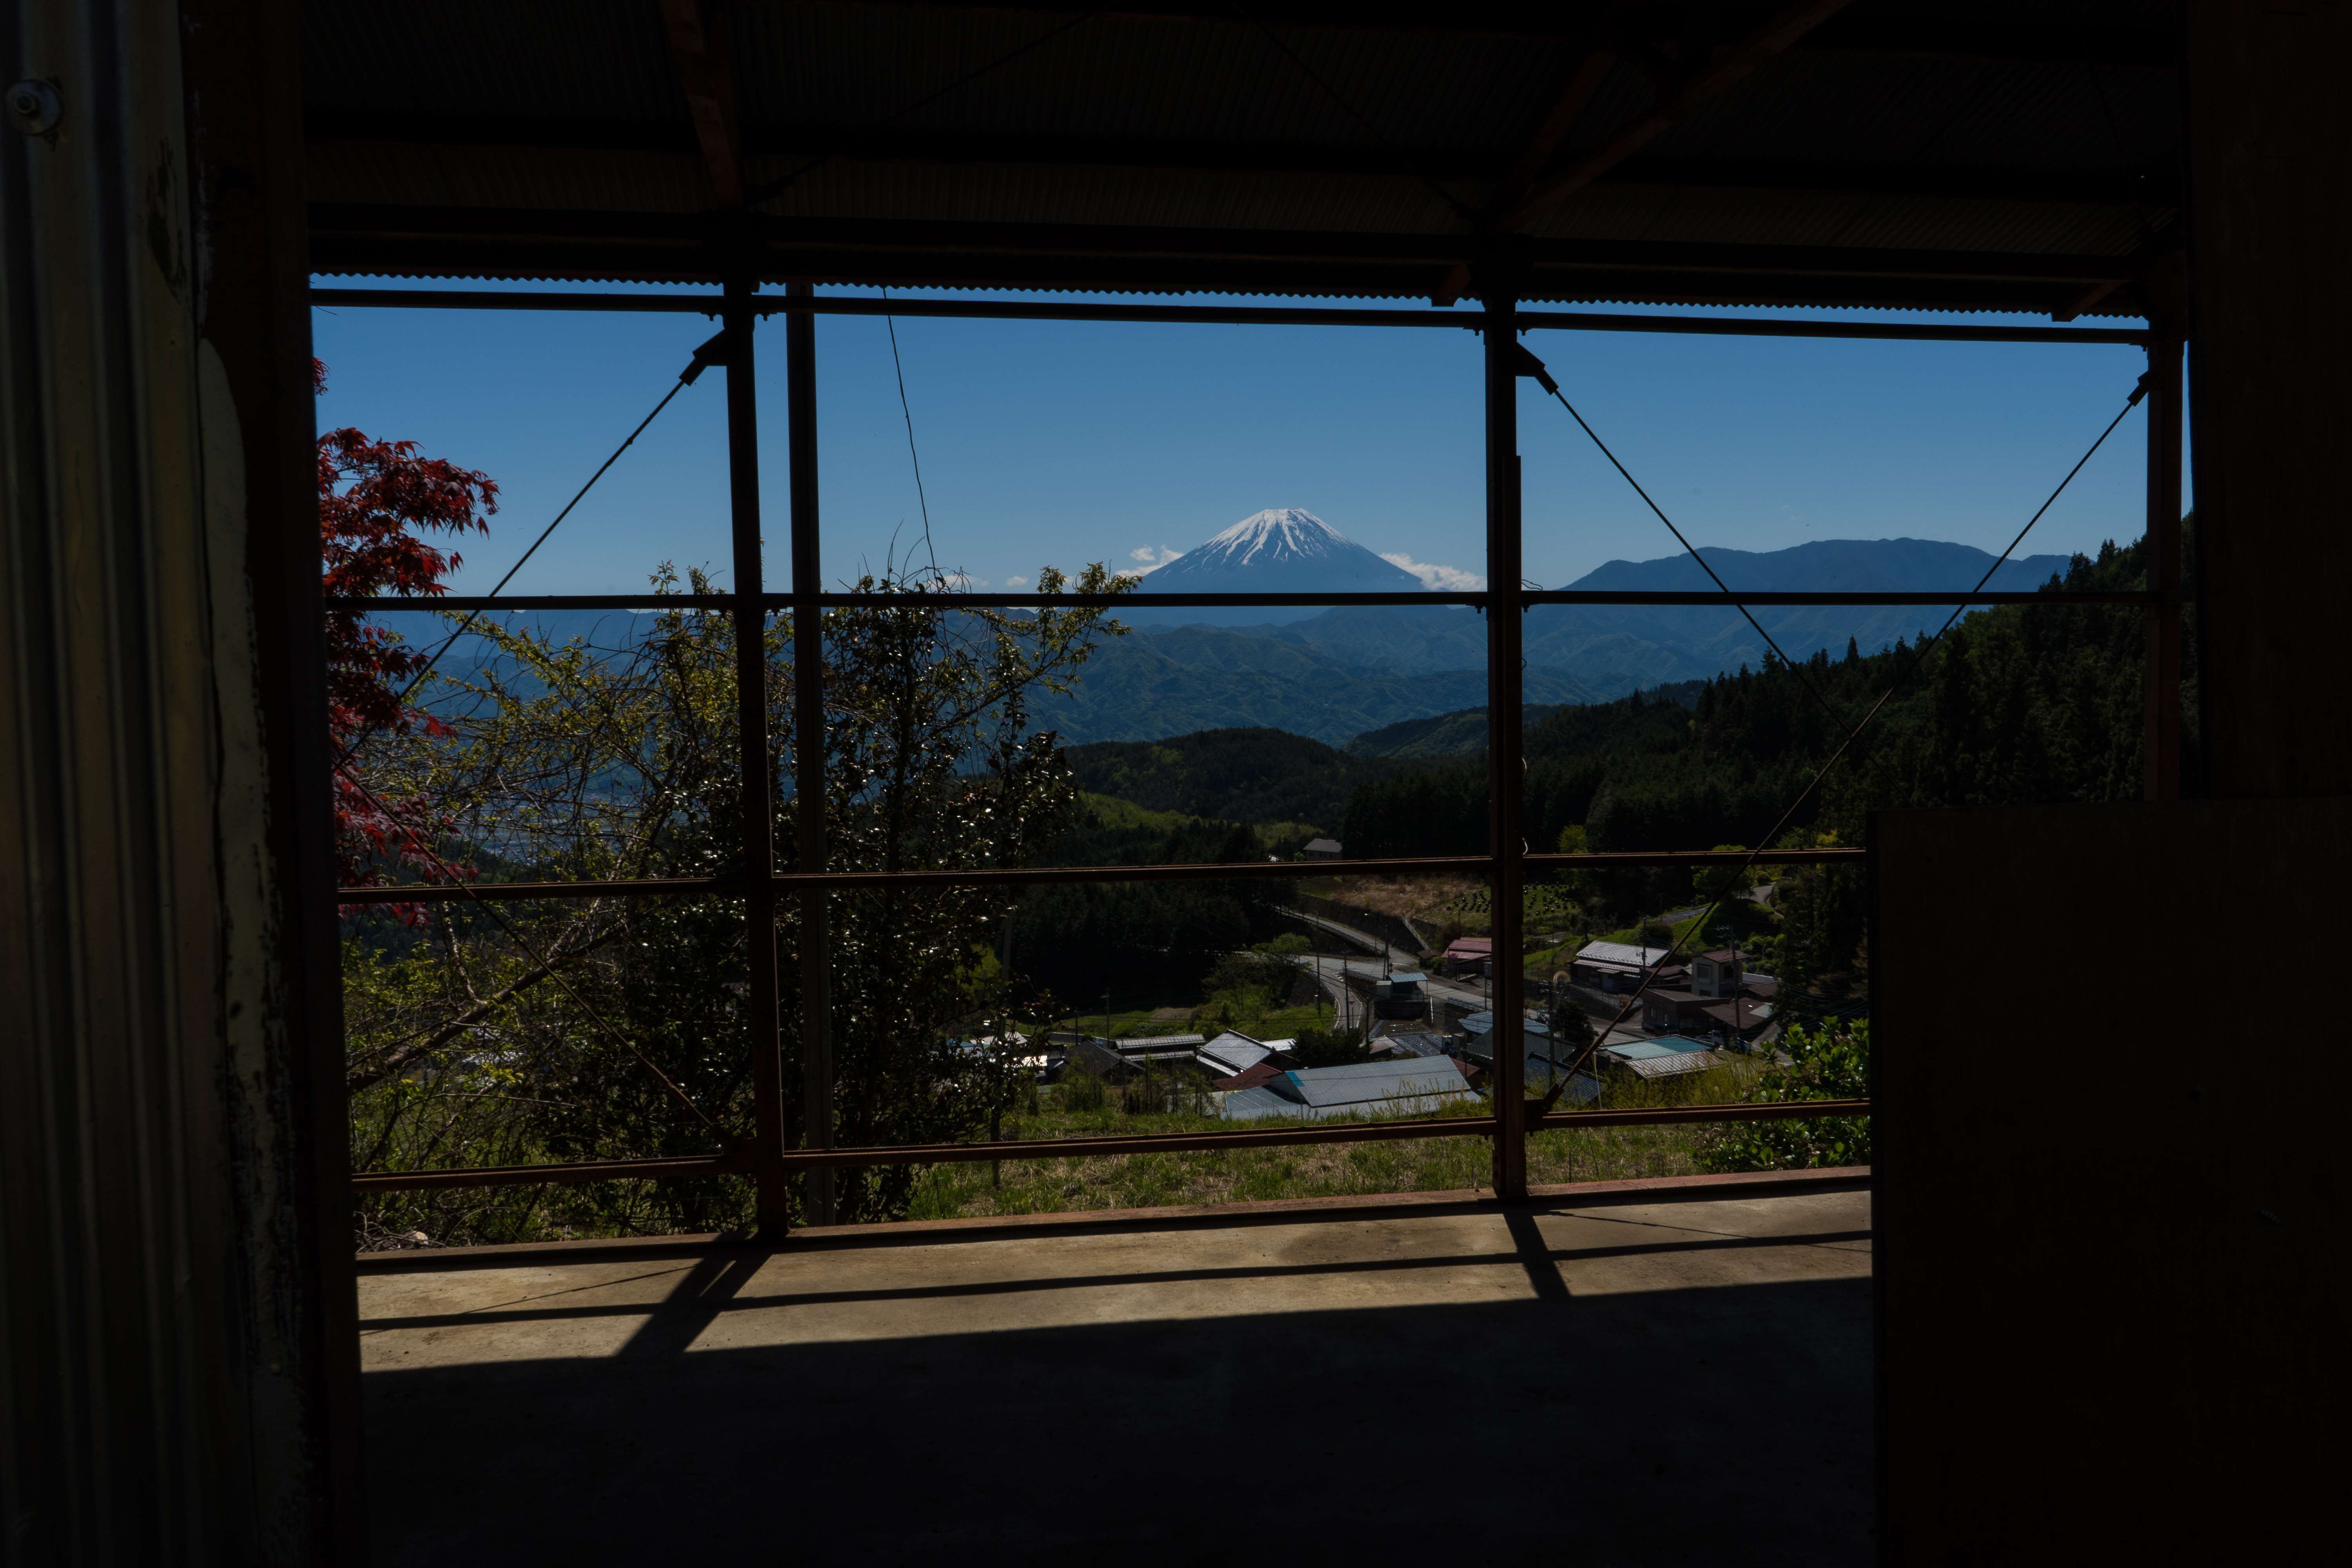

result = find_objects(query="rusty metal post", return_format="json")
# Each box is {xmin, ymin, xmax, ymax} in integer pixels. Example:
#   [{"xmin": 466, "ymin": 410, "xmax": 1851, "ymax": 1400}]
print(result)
[
  {"xmin": 786, "ymin": 280, "xmax": 837, "ymax": 1225},
  {"xmin": 2143, "ymin": 331, "xmax": 2184, "ymax": 801},
  {"xmin": 723, "ymin": 275, "xmax": 789, "ymax": 1231},
  {"xmin": 1482, "ymin": 277, "xmax": 1528, "ymax": 1202}
]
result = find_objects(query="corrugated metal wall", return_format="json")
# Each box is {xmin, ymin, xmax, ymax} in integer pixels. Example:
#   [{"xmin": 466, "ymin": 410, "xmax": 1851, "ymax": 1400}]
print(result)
[{"xmin": 1, "ymin": 0, "xmax": 356, "ymax": 1560}]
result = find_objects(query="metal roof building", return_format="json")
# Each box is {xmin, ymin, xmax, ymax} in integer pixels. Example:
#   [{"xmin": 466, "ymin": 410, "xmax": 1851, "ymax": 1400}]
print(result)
[
  {"xmin": 1197, "ymin": 1029, "xmax": 1287, "ymax": 1077},
  {"xmin": 1598, "ymin": 1037, "xmax": 1731, "ymax": 1080},
  {"xmin": 1574, "ymin": 941, "xmax": 1680, "ymax": 970},
  {"xmin": 1221, "ymin": 1056, "xmax": 1478, "ymax": 1122}
]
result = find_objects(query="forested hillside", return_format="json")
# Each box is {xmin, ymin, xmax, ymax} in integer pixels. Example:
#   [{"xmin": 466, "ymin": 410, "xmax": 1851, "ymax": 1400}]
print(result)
[
  {"xmin": 1011, "ymin": 802, "xmax": 1283, "ymax": 1005},
  {"xmin": 1064, "ymin": 727, "xmax": 1412, "ymax": 830},
  {"xmin": 1339, "ymin": 537, "xmax": 2186, "ymax": 989},
  {"xmin": 1346, "ymin": 538, "xmax": 2172, "ymax": 850}
]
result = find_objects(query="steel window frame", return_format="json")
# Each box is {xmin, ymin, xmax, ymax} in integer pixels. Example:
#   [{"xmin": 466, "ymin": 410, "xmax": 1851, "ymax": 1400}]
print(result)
[{"xmin": 327, "ymin": 284, "xmax": 2181, "ymax": 1225}]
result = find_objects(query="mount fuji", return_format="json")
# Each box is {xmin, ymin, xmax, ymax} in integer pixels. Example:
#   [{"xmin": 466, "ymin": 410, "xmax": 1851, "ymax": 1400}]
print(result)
[{"xmin": 1119, "ymin": 508, "xmax": 1434, "ymax": 627}]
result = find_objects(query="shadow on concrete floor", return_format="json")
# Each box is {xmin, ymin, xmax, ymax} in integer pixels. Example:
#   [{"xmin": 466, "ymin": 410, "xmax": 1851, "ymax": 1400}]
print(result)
[
  {"xmin": 365, "ymin": 1276, "xmax": 1873, "ymax": 1564},
  {"xmin": 359, "ymin": 1226, "xmax": 1873, "ymax": 1339}
]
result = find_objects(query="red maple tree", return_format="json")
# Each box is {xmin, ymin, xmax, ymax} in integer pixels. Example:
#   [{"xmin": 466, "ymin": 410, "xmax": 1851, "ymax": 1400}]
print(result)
[{"xmin": 317, "ymin": 358, "xmax": 499, "ymax": 919}]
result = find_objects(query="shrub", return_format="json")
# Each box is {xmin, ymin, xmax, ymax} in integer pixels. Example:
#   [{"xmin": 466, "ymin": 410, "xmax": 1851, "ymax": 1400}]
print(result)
[
  {"xmin": 1291, "ymin": 1025, "xmax": 1369, "ymax": 1067},
  {"xmin": 1694, "ymin": 1020, "xmax": 1871, "ymax": 1172},
  {"xmin": 1061, "ymin": 1070, "xmax": 1107, "ymax": 1112}
]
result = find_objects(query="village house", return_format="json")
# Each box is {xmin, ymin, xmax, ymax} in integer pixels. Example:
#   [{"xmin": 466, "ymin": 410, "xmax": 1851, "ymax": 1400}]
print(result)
[
  {"xmin": 1639, "ymin": 950, "xmax": 1778, "ymax": 1045},
  {"xmin": 1372, "ymin": 970, "xmax": 1430, "ymax": 1019},
  {"xmin": 1595, "ymin": 1038, "xmax": 1730, "ymax": 1083},
  {"xmin": 1195, "ymin": 1029, "xmax": 1296, "ymax": 1080},
  {"xmin": 1569, "ymin": 940, "xmax": 1685, "ymax": 994},
  {"xmin": 1441, "ymin": 936, "xmax": 1492, "ymax": 976}
]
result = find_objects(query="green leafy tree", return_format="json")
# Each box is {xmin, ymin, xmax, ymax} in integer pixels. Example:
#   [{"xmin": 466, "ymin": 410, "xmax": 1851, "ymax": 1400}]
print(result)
[
  {"xmin": 1546, "ymin": 986, "xmax": 1596, "ymax": 1063},
  {"xmin": 346, "ymin": 560, "xmax": 1132, "ymax": 1238},
  {"xmin": 1694, "ymin": 1020, "xmax": 1871, "ymax": 1172},
  {"xmin": 1290, "ymin": 1024, "xmax": 1369, "ymax": 1067}
]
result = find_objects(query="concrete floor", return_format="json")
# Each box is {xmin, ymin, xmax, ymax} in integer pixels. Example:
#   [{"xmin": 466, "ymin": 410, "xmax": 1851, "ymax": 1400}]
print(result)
[{"xmin": 359, "ymin": 1181, "xmax": 1874, "ymax": 1565}]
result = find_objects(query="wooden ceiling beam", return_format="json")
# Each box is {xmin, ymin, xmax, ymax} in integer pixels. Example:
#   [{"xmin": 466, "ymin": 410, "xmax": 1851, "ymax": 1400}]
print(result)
[
  {"xmin": 803, "ymin": 4, "xmax": 2180, "ymax": 69},
  {"xmin": 304, "ymin": 117, "xmax": 2178, "ymax": 210},
  {"xmin": 1490, "ymin": 0, "xmax": 1858, "ymax": 235},
  {"xmin": 656, "ymin": 0, "xmax": 745, "ymax": 211}
]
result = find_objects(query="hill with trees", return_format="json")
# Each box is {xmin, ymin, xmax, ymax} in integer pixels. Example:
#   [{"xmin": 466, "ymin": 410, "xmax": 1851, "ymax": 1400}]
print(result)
[
  {"xmin": 1063, "ymin": 726, "xmax": 1416, "ymax": 831},
  {"xmin": 1337, "ymin": 535, "xmax": 2187, "ymax": 993}
]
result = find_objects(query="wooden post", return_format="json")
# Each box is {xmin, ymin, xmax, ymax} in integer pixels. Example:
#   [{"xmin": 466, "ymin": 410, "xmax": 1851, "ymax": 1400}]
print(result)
[
  {"xmin": 2143, "ymin": 332, "xmax": 2184, "ymax": 801},
  {"xmin": 723, "ymin": 275, "xmax": 789, "ymax": 1232},
  {"xmin": 1482, "ymin": 278, "xmax": 1528, "ymax": 1202},
  {"xmin": 786, "ymin": 280, "xmax": 837, "ymax": 1225}
]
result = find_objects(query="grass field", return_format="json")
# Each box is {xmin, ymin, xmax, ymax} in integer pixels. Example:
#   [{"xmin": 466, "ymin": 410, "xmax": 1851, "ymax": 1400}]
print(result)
[
  {"xmin": 903, "ymin": 1057, "xmax": 1765, "ymax": 1220},
  {"xmin": 1042, "ymin": 995, "xmax": 1339, "ymax": 1041}
]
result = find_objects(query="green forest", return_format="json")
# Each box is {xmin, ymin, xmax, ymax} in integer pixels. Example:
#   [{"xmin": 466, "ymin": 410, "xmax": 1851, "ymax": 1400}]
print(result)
[{"xmin": 1347, "ymin": 535, "xmax": 2180, "ymax": 857}]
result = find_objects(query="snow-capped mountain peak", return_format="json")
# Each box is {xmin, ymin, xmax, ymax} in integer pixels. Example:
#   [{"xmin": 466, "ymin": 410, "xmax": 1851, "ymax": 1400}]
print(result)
[
  {"xmin": 1116, "ymin": 507, "xmax": 1434, "ymax": 627},
  {"xmin": 1195, "ymin": 507, "xmax": 1353, "ymax": 567}
]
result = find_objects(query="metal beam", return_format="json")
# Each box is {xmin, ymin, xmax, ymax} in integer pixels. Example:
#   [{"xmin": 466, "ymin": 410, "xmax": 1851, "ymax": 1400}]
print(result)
[
  {"xmin": 656, "ymin": 0, "xmax": 745, "ymax": 209},
  {"xmin": 1492, "ymin": 0, "xmax": 1858, "ymax": 234},
  {"xmin": 313, "ymin": 247, "xmax": 2148, "ymax": 315},
  {"xmin": 2143, "ymin": 332, "xmax": 2184, "ymax": 800},
  {"xmin": 1482, "ymin": 277, "xmax": 1527, "ymax": 1203},
  {"xmin": 347, "ymin": 1098, "xmax": 1875, "ymax": 1189},
  {"xmin": 787, "ymin": 280, "xmax": 836, "ymax": 1226},
  {"xmin": 307, "ymin": 206, "xmax": 2149, "ymax": 324},
  {"xmin": 332, "ymin": 847, "xmax": 1869, "ymax": 904},
  {"xmin": 325, "ymin": 587, "xmax": 2161, "ymax": 614},
  {"xmin": 306, "ymin": 118, "xmax": 2177, "ymax": 212},
  {"xmin": 308, "ymin": 286, "xmax": 2153, "ymax": 344},
  {"xmin": 720, "ymin": 276, "xmax": 789, "ymax": 1231},
  {"xmin": 794, "ymin": 3, "xmax": 2180, "ymax": 70},
  {"xmin": 308, "ymin": 205, "xmax": 2145, "ymax": 284}
]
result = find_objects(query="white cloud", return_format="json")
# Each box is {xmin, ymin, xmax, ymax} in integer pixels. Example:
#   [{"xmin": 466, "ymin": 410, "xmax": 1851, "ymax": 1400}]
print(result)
[
  {"xmin": 1004, "ymin": 574, "xmax": 1029, "ymax": 588},
  {"xmin": 1128, "ymin": 545, "xmax": 1181, "ymax": 572},
  {"xmin": 1381, "ymin": 552, "xmax": 1487, "ymax": 592}
]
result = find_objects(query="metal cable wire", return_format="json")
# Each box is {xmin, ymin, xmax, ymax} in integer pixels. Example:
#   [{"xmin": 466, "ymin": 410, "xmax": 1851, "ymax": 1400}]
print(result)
[
  {"xmin": 1534, "ymin": 372, "xmax": 2154, "ymax": 1110},
  {"xmin": 1523, "ymin": 345, "xmax": 1858, "ymax": 730},
  {"xmin": 333, "ymin": 342, "xmax": 719, "ymax": 773}
]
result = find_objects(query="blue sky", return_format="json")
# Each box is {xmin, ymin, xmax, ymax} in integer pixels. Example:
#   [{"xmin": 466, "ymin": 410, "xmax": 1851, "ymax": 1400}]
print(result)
[{"xmin": 312, "ymin": 279, "xmax": 2180, "ymax": 599}]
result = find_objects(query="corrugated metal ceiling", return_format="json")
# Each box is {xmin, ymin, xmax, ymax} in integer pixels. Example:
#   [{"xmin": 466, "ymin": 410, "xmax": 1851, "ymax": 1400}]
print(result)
[{"xmin": 300, "ymin": 0, "xmax": 2184, "ymax": 312}]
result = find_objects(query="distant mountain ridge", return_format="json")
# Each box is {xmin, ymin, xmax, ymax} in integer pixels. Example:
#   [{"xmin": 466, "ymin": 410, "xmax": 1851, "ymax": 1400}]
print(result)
[
  {"xmin": 370, "ymin": 534, "xmax": 2099, "ymax": 752},
  {"xmin": 1034, "ymin": 534, "xmax": 2084, "ymax": 743},
  {"xmin": 1179, "ymin": 537, "xmax": 2075, "ymax": 674}
]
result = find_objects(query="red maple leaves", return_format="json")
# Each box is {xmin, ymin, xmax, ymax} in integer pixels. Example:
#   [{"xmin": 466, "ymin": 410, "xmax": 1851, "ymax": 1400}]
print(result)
[{"xmin": 318, "ymin": 358, "xmax": 499, "ymax": 919}]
